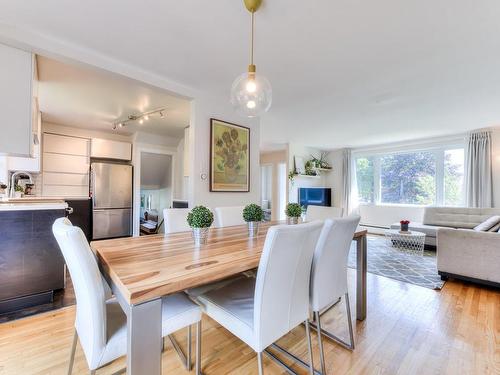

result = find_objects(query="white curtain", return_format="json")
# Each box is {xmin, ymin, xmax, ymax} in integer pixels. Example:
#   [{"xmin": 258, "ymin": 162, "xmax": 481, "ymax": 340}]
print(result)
[
  {"xmin": 342, "ymin": 149, "xmax": 359, "ymax": 216},
  {"xmin": 465, "ymin": 131, "xmax": 492, "ymax": 208}
]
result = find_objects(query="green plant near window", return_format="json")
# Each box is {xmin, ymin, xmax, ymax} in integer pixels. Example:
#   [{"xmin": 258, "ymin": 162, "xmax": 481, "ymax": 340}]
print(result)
[
  {"xmin": 15, "ymin": 185, "xmax": 24, "ymax": 193},
  {"xmin": 187, "ymin": 206, "xmax": 214, "ymax": 228},
  {"xmin": 288, "ymin": 170, "xmax": 297, "ymax": 186},
  {"xmin": 285, "ymin": 203, "xmax": 302, "ymax": 218},
  {"xmin": 242, "ymin": 203, "xmax": 264, "ymax": 222}
]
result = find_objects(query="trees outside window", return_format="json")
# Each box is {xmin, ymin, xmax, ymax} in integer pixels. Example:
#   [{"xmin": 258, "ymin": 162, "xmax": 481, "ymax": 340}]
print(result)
[
  {"xmin": 355, "ymin": 146, "xmax": 464, "ymax": 207},
  {"xmin": 356, "ymin": 157, "xmax": 374, "ymax": 203},
  {"xmin": 380, "ymin": 152, "xmax": 436, "ymax": 205}
]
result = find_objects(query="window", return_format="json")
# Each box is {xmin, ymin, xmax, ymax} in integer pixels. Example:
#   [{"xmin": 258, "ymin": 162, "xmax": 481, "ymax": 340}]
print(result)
[
  {"xmin": 355, "ymin": 157, "xmax": 374, "ymax": 203},
  {"xmin": 444, "ymin": 148, "xmax": 465, "ymax": 206},
  {"xmin": 380, "ymin": 151, "xmax": 436, "ymax": 205},
  {"xmin": 355, "ymin": 145, "xmax": 465, "ymax": 207}
]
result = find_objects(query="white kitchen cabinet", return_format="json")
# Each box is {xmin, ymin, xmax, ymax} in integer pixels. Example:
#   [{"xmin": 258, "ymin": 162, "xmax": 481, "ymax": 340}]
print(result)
[
  {"xmin": 42, "ymin": 133, "xmax": 90, "ymax": 198},
  {"xmin": 0, "ymin": 43, "xmax": 34, "ymax": 156},
  {"xmin": 43, "ymin": 153, "xmax": 89, "ymax": 174},
  {"xmin": 91, "ymin": 138, "xmax": 132, "ymax": 160},
  {"xmin": 43, "ymin": 172, "xmax": 89, "ymax": 186},
  {"xmin": 42, "ymin": 185, "xmax": 89, "ymax": 197},
  {"xmin": 7, "ymin": 107, "xmax": 41, "ymax": 172},
  {"xmin": 44, "ymin": 133, "xmax": 89, "ymax": 156}
]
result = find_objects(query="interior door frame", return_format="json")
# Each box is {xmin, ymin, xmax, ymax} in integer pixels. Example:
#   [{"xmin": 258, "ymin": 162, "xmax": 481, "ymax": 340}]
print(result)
[{"xmin": 132, "ymin": 144, "xmax": 177, "ymax": 236}]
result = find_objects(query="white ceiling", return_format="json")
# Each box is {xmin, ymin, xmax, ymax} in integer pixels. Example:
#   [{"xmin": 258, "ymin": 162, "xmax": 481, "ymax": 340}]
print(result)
[
  {"xmin": 2, "ymin": 0, "xmax": 500, "ymax": 148},
  {"xmin": 36, "ymin": 56, "xmax": 190, "ymax": 138}
]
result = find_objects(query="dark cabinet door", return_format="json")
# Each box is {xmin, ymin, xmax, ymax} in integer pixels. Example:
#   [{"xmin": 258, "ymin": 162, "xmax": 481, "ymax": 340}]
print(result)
[
  {"xmin": 0, "ymin": 209, "xmax": 66, "ymax": 304},
  {"xmin": 66, "ymin": 199, "xmax": 92, "ymax": 241}
]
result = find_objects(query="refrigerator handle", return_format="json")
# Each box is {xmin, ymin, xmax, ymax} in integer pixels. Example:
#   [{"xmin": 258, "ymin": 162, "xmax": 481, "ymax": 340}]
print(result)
[{"xmin": 90, "ymin": 166, "xmax": 96, "ymax": 208}]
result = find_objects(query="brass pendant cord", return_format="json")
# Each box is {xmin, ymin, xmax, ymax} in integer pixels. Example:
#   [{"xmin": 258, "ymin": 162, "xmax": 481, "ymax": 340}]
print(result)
[{"xmin": 250, "ymin": 11, "xmax": 255, "ymax": 66}]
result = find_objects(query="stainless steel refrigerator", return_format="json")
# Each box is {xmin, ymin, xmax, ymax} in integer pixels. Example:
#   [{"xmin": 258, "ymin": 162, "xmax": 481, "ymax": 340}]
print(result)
[{"xmin": 91, "ymin": 162, "xmax": 133, "ymax": 240}]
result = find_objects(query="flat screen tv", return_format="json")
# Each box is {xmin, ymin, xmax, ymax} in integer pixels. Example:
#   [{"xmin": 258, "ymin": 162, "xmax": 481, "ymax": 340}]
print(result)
[{"xmin": 298, "ymin": 188, "xmax": 332, "ymax": 208}]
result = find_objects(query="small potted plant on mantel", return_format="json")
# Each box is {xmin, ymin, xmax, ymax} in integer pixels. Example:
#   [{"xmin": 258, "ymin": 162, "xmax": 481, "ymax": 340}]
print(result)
[
  {"xmin": 243, "ymin": 203, "xmax": 264, "ymax": 237},
  {"xmin": 187, "ymin": 206, "xmax": 214, "ymax": 246},
  {"xmin": 400, "ymin": 220, "xmax": 410, "ymax": 233},
  {"xmin": 286, "ymin": 203, "xmax": 302, "ymax": 225}
]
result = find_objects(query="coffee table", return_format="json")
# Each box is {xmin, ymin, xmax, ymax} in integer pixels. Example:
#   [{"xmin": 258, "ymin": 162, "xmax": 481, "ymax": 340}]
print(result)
[{"xmin": 385, "ymin": 229, "xmax": 426, "ymax": 255}]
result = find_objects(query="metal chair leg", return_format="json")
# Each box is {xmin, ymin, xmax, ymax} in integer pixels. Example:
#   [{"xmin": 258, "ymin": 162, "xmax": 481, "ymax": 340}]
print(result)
[
  {"xmin": 68, "ymin": 329, "xmax": 78, "ymax": 375},
  {"xmin": 314, "ymin": 312, "xmax": 326, "ymax": 375},
  {"xmin": 257, "ymin": 351, "xmax": 264, "ymax": 375},
  {"xmin": 187, "ymin": 325, "xmax": 192, "ymax": 370},
  {"xmin": 195, "ymin": 321, "xmax": 202, "ymax": 375},
  {"xmin": 345, "ymin": 293, "xmax": 355, "ymax": 350},
  {"xmin": 304, "ymin": 320, "xmax": 315, "ymax": 375},
  {"xmin": 309, "ymin": 294, "xmax": 355, "ymax": 351}
]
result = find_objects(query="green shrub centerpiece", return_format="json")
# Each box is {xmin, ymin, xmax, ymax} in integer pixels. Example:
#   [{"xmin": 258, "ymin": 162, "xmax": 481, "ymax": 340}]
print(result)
[
  {"xmin": 243, "ymin": 203, "xmax": 264, "ymax": 222},
  {"xmin": 285, "ymin": 203, "xmax": 302, "ymax": 225},
  {"xmin": 187, "ymin": 206, "xmax": 214, "ymax": 228},
  {"xmin": 243, "ymin": 203, "xmax": 264, "ymax": 237},
  {"xmin": 187, "ymin": 206, "xmax": 213, "ymax": 245}
]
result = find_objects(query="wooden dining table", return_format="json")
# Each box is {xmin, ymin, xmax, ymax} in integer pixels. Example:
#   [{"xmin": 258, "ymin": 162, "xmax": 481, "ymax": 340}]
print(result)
[{"xmin": 91, "ymin": 221, "xmax": 368, "ymax": 375}]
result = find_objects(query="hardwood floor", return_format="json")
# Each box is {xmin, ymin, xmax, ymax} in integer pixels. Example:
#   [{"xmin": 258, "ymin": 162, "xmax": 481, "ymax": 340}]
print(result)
[{"xmin": 0, "ymin": 270, "xmax": 498, "ymax": 375}]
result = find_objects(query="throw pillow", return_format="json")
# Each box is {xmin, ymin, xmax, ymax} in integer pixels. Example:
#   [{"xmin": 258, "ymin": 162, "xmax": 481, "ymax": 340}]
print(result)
[
  {"xmin": 474, "ymin": 215, "xmax": 500, "ymax": 231},
  {"xmin": 488, "ymin": 222, "xmax": 500, "ymax": 232}
]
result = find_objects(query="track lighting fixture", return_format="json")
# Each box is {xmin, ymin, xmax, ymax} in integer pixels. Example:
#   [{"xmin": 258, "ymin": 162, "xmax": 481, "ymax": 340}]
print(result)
[{"xmin": 111, "ymin": 107, "xmax": 167, "ymax": 130}]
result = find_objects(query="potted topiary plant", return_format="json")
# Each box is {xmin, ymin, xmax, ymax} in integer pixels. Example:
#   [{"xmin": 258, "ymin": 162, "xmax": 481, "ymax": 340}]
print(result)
[
  {"xmin": 187, "ymin": 206, "xmax": 214, "ymax": 245},
  {"xmin": 285, "ymin": 203, "xmax": 302, "ymax": 225},
  {"xmin": 243, "ymin": 203, "xmax": 264, "ymax": 237}
]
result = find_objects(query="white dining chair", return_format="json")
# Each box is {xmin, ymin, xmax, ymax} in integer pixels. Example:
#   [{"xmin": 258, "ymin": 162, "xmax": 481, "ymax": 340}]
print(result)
[
  {"xmin": 306, "ymin": 205, "xmax": 343, "ymax": 222},
  {"xmin": 309, "ymin": 215, "xmax": 361, "ymax": 375},
  {"xmin": 195, "ymin": 221, "xmax": 324, "ymax": 375},
  {"xmin": 52, "ymin": 218, "xmax": 202, "ymax": 375},
  {"xmin": 164, "ymin": 208, "xmax": 192, "ymax": 233},
  {"xmin": 214, "ymin": 206, "xmax": 246, "ymax": 227}
]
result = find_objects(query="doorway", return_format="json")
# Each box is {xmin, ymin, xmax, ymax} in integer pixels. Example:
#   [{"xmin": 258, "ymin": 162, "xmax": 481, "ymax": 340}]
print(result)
[{"xmin": 138, "ymin": 151, "xmax": 173, "ymax": 235}]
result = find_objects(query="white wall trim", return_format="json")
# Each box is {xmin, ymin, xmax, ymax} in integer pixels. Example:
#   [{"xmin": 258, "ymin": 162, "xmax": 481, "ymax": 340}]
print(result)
[
  {"xmin": 352, "ymin": 133, "xmax": 466, "ymax": 156},
  {"xmin": 0, "ymin": 23, "xmax": 198, "ymax": 100}
]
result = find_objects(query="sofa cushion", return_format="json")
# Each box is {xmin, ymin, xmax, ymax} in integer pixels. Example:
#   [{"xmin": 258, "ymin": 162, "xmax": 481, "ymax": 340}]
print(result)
[
  {"xmin": 423, "ymin": 207, "xmax": 500, "ymax": 229},
  {"xmin": 474, "ymin": 216, "xmax": 500, "ymax": 231},
  {"xmin": 488, "ymin": 222, "xmax": 500, "ymax": 232}
]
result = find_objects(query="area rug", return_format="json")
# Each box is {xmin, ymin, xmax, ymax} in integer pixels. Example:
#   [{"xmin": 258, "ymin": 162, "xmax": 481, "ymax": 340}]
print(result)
[{"xmin": 348, "ymin": 235, "xmax": 445, "ymax": 290}]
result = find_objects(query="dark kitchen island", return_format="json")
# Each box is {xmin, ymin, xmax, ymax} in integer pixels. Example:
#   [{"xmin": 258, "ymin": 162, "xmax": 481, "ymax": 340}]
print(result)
[{"xmin": 0, "ymin": 199, "xmax": 67, "ymax": 314}]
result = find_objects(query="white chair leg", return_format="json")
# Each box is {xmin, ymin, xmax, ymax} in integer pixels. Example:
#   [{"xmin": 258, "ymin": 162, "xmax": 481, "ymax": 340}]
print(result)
[
  {"xmin": 304, "ymin": 320, "xmax": 315, "ymax": 375},
  {"xmin": 257, "ymin": 351, "xmax": 264, "ymax": 375},
  {"xmin": 345, "ymin": 293, "xmax": 355, "ymax": 349},
  {"xmin": 187, "ymin": 325, "xmax": 192, "ymax": 370},
  {"xmin": 195, "ymin": 321, "xmax": 202, "ymax": 375},
  {"xmin": 68, "ymin": 329, "xmax": 78, "ymax": 375},
  {"xmin": 314, "ymin": 311, "xmax": 327, "ymax": 375}
]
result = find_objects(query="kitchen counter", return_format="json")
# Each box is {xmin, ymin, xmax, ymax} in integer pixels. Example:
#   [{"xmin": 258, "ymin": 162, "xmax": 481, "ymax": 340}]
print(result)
[{"xmin": 0, "ymin": 197, "xmax": 68, "ymax": 211}]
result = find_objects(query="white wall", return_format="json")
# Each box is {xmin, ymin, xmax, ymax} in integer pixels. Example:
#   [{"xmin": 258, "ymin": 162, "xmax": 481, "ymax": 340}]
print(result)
[
  {"xmin": 287, "ymin": 143, "xmax": 342, "ymax": 208},
  {"xmin": 188, "ymin": 94, "xmax": 261, "ymax": 208}
]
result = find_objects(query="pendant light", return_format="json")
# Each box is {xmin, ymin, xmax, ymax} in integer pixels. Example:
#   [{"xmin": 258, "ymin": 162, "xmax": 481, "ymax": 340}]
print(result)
[{"xmin": 230, "ymin": 0, "xmax": 272, "ymax": 117}]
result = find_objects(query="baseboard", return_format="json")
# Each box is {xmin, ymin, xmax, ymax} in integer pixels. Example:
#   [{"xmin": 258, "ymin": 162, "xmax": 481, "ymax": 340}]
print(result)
[{"xmin": 438, "ymin": 271, "xmax": 500, "ymax": 289}]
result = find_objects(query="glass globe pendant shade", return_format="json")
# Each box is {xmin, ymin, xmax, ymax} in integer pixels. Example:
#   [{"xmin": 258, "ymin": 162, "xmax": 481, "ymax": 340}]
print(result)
[{"xmin": 230, "ymin": 70, "xmax": 272, "ymax": 117}]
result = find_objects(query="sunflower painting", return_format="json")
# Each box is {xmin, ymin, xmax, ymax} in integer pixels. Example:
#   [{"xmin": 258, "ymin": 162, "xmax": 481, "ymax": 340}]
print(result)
[{"xmin": 210, "ymin": 119, "xmax": 250, "ymax": 192}]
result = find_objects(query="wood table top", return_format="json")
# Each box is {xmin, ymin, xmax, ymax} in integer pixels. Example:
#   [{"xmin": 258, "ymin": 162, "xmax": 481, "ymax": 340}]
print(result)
[{"xmin": 91, "ymin": 221, "xmax": 367, "ymax": 306}]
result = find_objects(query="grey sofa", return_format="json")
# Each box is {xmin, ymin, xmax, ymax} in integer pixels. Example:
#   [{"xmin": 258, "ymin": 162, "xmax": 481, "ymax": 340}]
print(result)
[
  {"xmin": 392, "ymin": 207, "xmax": 500, "ymax": 287},
  {"xmin": 390, "ymin": 207, "xmax": 500, "ymax": 247}
]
